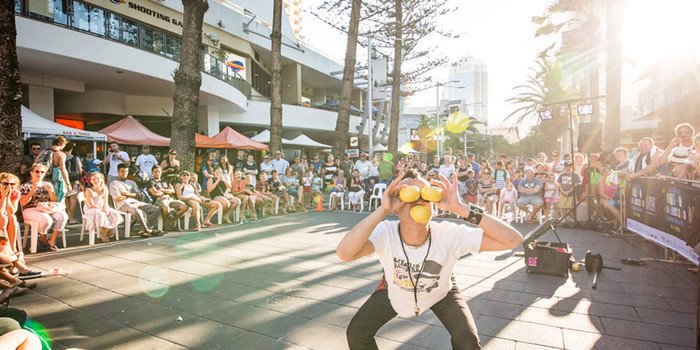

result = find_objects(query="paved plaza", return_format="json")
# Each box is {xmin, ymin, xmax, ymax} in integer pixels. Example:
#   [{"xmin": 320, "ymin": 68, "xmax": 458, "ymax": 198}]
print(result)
[{"xmin": 13, "ymin": 212, "xmax": 698, "ymax": 349}]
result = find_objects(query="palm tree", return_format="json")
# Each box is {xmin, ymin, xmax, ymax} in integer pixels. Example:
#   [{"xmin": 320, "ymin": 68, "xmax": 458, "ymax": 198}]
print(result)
[
  {"xmin": 0, "ymin": 1, "xmax": 22, "ymax": 173},
  {"xmin": 505, "ymin": 58, "xmax": 575, "ymax": 145},
  {"xmin": 269, "ymin": 0, "xmax": 283, "ymax": 154},
  {"xmin": 170, "ymin": 0, "xmax": 208, "ymax": 172},
  {"xmin": 331, "ymin": 0, "xmax": 362, "ymax": 157}
]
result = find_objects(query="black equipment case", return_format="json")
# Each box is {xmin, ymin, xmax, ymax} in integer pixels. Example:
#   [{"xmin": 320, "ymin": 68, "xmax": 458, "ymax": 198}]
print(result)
[{"xmin": 522, "ymin": 219, "xmax": 572, "ymax": 277}]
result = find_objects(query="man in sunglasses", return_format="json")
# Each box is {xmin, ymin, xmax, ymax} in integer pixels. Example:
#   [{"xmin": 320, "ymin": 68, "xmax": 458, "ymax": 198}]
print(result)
[
  {"xmin": 337, "ymin": 169, "xmax": 522, "ymax": 349},
  {"xmin": 20, "ymin": 142, "xmax": 42, "ymax": 182}
]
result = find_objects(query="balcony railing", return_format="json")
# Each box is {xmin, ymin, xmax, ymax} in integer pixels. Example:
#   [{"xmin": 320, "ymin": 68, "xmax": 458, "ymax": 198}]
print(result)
[{"xmin": 14, "ymin": 0, "xmax": 252, "ymax": 99}]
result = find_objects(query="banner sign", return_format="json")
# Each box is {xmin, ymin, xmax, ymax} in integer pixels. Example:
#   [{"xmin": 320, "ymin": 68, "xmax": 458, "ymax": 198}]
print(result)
[{"xmin": 626, "ymin": 177, "xmax": 700, "ymax": 265}]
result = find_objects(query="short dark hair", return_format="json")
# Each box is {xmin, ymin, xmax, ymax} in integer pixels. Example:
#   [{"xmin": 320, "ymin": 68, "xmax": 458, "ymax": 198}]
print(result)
[
  {"xmin": 117, "ymin": 163, "xmax": 129, "ymax": 170},
  {"xmin": 30, "ymin": 142, "xmax": 41, "ymax": 147},
  {"xmin": 401, "ymin": 168, "xmax": 422, "ymax": 180}
]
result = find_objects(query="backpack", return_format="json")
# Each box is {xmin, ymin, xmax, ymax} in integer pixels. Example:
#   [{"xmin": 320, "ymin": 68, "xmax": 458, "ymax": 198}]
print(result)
[{"xmin": 36, "ymin": 149, "xmax": 54, "ymax": 167}]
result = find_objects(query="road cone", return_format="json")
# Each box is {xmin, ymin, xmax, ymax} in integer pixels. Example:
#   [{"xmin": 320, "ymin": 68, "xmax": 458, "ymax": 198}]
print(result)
[{"xmin": 315, "ymin": 194, "xmax": 323, "ymax": 212}]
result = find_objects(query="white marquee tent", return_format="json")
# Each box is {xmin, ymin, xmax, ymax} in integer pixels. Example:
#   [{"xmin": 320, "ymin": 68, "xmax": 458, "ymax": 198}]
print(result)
[{"xmin": 22, "ymin": 106, "xmax": 106, "ymax": 141}]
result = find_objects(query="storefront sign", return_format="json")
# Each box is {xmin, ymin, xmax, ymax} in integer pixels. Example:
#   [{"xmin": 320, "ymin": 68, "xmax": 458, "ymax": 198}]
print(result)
[
  {"xmin": 626, "ymin": 177, "xmax": 700, "ymax": 265},
  {"xmin": 126, "ymin": 1, "xmax": 182, "ymax": 27}
]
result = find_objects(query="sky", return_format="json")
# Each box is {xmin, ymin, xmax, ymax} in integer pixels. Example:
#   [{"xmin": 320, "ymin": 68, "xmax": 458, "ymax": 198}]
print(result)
[{"xmin": 302, "ymin": 0, "xmax": 553, "ymax": 127}]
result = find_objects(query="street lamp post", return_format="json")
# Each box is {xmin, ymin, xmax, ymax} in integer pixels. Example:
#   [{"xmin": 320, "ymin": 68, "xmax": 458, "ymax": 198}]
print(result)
[
  {"xmin": 367, "ymin": 36, "xmax": 373, "ymax": 159},
  {"xmin": 461, "ymin": 102, "xmax": 483, "ymax": 157}
]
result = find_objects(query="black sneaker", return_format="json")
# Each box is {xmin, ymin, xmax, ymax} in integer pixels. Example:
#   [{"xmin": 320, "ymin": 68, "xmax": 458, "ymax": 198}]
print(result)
[{"xmin": 18, "ymin": 270, "xmax": 43, "ymax": 280}]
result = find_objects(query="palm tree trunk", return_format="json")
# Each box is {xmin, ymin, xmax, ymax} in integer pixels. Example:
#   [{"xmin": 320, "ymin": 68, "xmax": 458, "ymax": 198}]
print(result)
[
  {"xmin": 171, "ymin": 0, "xmax": 208, "ymax": 172},
  {"xmin": 388, "ymin": 0, "xmax": 402, "ymax": 159},
  {"xmin": 605, "ymin": 0, "xmax": 622, "ymax": 148},
  {"xmin": 0, "ymin": 2, "xmax": 24, "ymax": 173},
  {"xmin": 332, "ymin": 0, "xmax": 362, "ymax": 157},
  {"xmin": 269, "ymin": 0, "xmax": 284, "ymax": 154}
]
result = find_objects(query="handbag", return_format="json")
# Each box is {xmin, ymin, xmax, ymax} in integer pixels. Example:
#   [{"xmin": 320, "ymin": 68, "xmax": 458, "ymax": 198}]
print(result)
[{"xmin": 36, "ymin": 201, "xmax": 61, "ymax": 214}]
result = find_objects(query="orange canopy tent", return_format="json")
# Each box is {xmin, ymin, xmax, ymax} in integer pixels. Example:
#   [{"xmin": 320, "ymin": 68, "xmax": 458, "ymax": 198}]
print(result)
[
  {"xmin": 99, "ymin": 115, "xmax": 170, "ymax": 146},
  {"xmin": 212, "ymin": 126, "xmax": 268, "ymax": 150},
  {"xmin": 195, "ymin": 133, "xmax": 233, "ymax": 149}
]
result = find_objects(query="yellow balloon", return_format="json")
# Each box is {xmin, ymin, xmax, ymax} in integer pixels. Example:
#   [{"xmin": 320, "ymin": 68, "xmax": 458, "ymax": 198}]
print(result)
[
  {"xmin": 446, "ymin": 111, "xmax": 470, "ymax": 134},
  {"xmin": 399, "ymin": 185, "xmax": 421, "ymax": 202},
  {"xmin": 421, "ymin": 186, "xmax": 443, "ymax": 202}
]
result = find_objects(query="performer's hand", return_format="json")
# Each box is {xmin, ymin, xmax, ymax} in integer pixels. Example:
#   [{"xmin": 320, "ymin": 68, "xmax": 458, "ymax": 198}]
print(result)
[
  {"xmin": 431, "ymin": 172, "xmax": 463, "ymax": 213},
  {"xmin": 381, "ymin": 172, "xmax": 406, "ymax": 214}
]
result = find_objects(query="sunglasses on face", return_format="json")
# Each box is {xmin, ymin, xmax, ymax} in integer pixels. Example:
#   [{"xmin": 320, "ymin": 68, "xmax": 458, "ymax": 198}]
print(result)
[
  {"xmin": 1, "ymin": 182, "xmax": 16, "ymax": 186},
  {"xmin": 32, "ymin": 170, "xmax": 46, "ymax": 174},
  {"xmin": 31, "ymin": 147, "xmax": 41, "ymax": 151}
]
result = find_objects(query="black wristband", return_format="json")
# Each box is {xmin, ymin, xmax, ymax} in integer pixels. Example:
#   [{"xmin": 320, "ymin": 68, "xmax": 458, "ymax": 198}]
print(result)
[{"xmin": 463, "ymin": 203, "xmax": 484, "ymax": 225}]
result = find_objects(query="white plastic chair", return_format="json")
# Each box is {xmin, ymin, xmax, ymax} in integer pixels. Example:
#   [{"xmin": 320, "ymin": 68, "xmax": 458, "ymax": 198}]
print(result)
[
  {"xmin": 346, "ymin": 192, "xmax": 365, "ymax": 212},
  {"xmin": 110, "ymin": 196, "xmax": 132, "ymax": 238},
  {"xmin": 20, "ymin": 203, "xmax": 67, "ymax": 254},
  {"xmin": 328, "ymin": 191, "xmax": 345, "ymax": 210},
  {"xmin": 368, "ymin": 184, "xmax": 387, "ymax": 211},
  {"xmin": 78, "ymin": 192, "xmax": 120, "ymax": 245},
  {"xmin": 516, "ymin": 204, "xmax": 543, "ymax": 224}
]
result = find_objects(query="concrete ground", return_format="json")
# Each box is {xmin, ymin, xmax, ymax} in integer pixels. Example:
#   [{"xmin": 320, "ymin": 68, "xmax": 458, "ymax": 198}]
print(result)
[{"xmin": 12, "ymin": 211, "xmax": 698, "ymax": 349}]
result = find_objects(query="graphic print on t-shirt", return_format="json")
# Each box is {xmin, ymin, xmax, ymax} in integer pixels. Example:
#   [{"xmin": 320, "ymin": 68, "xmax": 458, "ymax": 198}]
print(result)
[{"xmin": 392, "ymin": 258, "xmax": 443, "ymax": 293}]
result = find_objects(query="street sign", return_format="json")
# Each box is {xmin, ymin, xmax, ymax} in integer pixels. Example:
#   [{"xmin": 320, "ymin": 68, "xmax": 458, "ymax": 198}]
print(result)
[
  {"xmin": 372, "ymin": 58, "xmax": 387, "ymax": 100},
  {"xmin": 346, "ymin": 149, "xmax": 359, "ymax": 158}
]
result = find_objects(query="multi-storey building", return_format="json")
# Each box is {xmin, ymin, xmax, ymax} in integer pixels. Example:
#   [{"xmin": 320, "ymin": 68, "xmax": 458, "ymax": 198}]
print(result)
[{"xmin": 13, "ymin": 0, "xmax": 366, "ymax": 146}]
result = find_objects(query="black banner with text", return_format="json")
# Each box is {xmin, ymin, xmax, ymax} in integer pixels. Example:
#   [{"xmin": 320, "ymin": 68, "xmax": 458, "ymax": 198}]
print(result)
[{"xmin": 626, "ymin": 177, "xmax": 700, "ymax": 265}]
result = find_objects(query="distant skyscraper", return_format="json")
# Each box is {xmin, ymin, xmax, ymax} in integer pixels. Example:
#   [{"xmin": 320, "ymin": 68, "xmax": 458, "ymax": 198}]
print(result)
[
  {"xmin": 284, "ymin": 0, "xmax": 304, "ymax": 41},
  {"xmin": 447, "ymin": 55, "xmax": 488, "ymax": 124}
]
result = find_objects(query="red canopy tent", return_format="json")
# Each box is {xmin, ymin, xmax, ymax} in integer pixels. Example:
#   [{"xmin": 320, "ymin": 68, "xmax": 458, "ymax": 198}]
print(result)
[
  {"xmin": 99, "ymin": 116, "xmax": 170, "ymax": 146},
  {"xmin": 100, "ymin": 116, "xmax": 235, "ymax": 148},
  {"xmin": 212, "ymin": 126, "xmax": 268, "ymax": 150}
]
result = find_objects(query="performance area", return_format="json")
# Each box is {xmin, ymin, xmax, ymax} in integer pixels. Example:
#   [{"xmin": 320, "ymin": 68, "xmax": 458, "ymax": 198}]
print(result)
[{"xmin": 15, "ymin": 211, "xmax": 696, "ymax": 349}]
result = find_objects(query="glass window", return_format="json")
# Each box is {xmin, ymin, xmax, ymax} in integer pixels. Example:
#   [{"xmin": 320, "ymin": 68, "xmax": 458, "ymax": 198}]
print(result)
[
  {"xmin": 52, "ymin": 0, "xmax": 68, "ymax": 25},
  {"xmin": 27, "ymin": 0, "xmax": 52, "ymax": 19},
  {"xmin": 140, "ymin": 25, "xmax": 154, "ymax": 51},
  {"xmin": 71, "ymin": 1, "xmax": 89, "ymax": 31},
  {"xmin": 122, "ymin": 18, "xmax": 138, "ymax": 46},
  {"xmin": 15, "ymin": 0, "xmax": 22, "ymax": 14},
  {"xmin": 108, "ymin": 13, "xmax": 121, "ymax": 41},
  {"xmin": 152, "ymin": 30, "xmax": 164, "ymax": 55},
  {"xmin": 88, "ymin": 6, "xmax": 105, "ymax": 36},
  {"xmin": 165, "ymin": 35, "xmax": 181, "ymax": 60}
]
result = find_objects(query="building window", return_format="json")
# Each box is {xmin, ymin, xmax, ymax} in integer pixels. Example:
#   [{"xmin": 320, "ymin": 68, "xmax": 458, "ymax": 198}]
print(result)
[
  {"xmin": 165, "ymin": 35, "xmax": 181, "ymax": 60},
  {"xmin": 71, "ymin": 1, "xmax": 89, "ymax": 31},
  {"xmin": 88, "ymin": 6, "xmax": 105, "ymax": 36},
  {"xmin": 53, "ymin": 0, "xmax": 68, "ymax": 25},
  {"xmin": 122, "ymin": 18, "xmax": 138, "ymax": 46},
  {"xmin": 14, "ymin": 0, "xmax": 22, "ymax": 14}
]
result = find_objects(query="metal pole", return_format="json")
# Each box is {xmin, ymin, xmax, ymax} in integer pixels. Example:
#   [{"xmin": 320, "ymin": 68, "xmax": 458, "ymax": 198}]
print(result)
[
  {"xmin": 568, "ymin": 102, "xmax": 578, "ymax": 223},
  {"xmin": 436, "ymin": 84, "xmax": 440, "ymax": 156},
  {"xmin": 367, "ymin": 37, "xmax": 373, "ymax": 158}
]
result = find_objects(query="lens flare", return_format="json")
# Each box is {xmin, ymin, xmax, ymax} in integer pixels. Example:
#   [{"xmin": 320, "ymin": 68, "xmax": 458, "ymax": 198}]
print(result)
[
  {"xmin": 192, "ymin": 273, "xmax": 223, "ymax": 292},
  {"xmin": 445, "ymin": 111, "xmax": 470, "ymax": 134},
  {"xmin": 139, "ymin": 266, "xmax": 170, "ymax": 298},
  {"xmin": 24, "ymin": 319, "xmax": 52, "ymax": 349},
  {"xmin": 399, "ymin": 142, "xmax": 417, "ymax": 155},
  {"xmin": 383, "ymin": 152, "xmax": 394, "ymax": 162}
]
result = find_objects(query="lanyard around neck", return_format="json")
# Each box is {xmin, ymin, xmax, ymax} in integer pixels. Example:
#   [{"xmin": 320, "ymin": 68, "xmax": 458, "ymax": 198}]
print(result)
[{"xmin": 398, "ymin": 223, "xmax": 432, "ymax": 316}]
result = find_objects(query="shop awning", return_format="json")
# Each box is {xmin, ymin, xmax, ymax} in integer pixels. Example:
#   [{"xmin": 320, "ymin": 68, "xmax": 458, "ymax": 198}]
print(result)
[
  {"xmin": 286, "ymin": 134, "xmax": 331, "ymax": 149},
  {"xmin": 22, "ymin": 106, "xmax": 107, "ymax": 141},
  {"xmin": 195, "ymin": 133, "xmax": 234, "ymax": 149},
  {"xmin": 99, "ymin": 116, "xmax": 170, "ymax": 146},
  {"xmin": 212, "ymin": 126, "xmax": 268, "ymax": 150},
  {"xmin": 250, "ymin": 130, "xmax": 292, "ymax": 144}
]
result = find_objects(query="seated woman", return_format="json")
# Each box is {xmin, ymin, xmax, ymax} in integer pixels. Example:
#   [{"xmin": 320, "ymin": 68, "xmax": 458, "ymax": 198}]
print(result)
[
  {"xmin": 83, "ymin": 172, "xmax": 123, "ymax": 242},
  {"xmin": 230, "ymin": 171, "xmax": 256, "ymax": 222},
  {"xmin": 597, "ymin": 165, "xmax": 622, "ymax": 227},
  {"xmin": 348, "ymin": 169, "xmax": 365, "ymax": 212},
  {"xmin": 206, "ymin": 168, "xmax": 240, "ymax": 224},
  {"xmin": 281, "ymin": 168, "xmax": 303, "ymax": 210},
  {"xmin": 175, "ymin": 171, "xmax": 221, "ymax": 230},
  {"xmin": 269, "ymin": 170, "xmax": 290, "ymax": 212},
  {"xmin": 329, "ymin": 170, "xmax": 346, "ymax": 211},
  {"xmin": 190, "ymin": 172, "xmax": 228, "ymax": 225},
  {"xmin": 478, "ymin": 169, "xmax": 498, "ymax": 215},
  {"xmin": 19, "ymin": 164, "xmax": 67, "ymax": 251},
  {"xmin": 498, "ymin": 181, "xmax": 518, "ymax": 219},
  {"xmin": 0, "ymin": 173, "xmax": 41, "ymax": 279}
]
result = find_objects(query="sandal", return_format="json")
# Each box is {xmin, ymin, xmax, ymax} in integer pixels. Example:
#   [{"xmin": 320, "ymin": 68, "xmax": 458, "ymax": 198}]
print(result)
[
  {"xmin": 48, "ymin": 245, "xmax": 58, "ymax": 252},
  {"xmin": 194, "ymin": 225, "xmax": 201, "ymax": 231},
  {"xmin": 203, "ymin": 222, "xmax": 217, "ymax": 228}
]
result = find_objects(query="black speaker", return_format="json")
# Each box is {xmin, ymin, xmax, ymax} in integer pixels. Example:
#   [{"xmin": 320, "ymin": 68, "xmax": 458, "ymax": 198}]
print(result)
[{"xmin": 578, "ymin": 122, "xmax": 603, "ymax": 153}]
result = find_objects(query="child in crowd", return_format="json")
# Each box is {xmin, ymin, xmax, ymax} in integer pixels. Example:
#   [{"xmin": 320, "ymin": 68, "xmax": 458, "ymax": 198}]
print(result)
[
  {"xmin": 310, "ymin": 170, "xmax": 324, "ymax": 208},
  {"xmin": 302, "ymin": 170, "xmax": 313, "ymax": 209},
  {"xmin": 543, "ymin": 173, "xmax": 560, "ymax": 219},
  {"xmin": 511, "ymin": 169, "xmax": 522, "ymax": 191},
  {"xmin": 464, "ymin": 170, "xmax": 479, "ymax": 205},
  {"xmin": 498, "ymin": 181, "xmax": 518, "ymax": 219}
]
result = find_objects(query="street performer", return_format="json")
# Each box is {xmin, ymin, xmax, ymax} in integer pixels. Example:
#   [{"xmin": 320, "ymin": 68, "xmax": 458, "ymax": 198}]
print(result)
[{"xmin": 336, "ymin": 169, "xmax": 523, "ymax": 349}]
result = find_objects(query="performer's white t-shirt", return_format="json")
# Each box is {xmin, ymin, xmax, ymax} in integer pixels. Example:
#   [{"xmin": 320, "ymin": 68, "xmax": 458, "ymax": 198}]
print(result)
[{"xmin": 368, "ymin": 220, "xmax": 482, "ymax": 317}]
